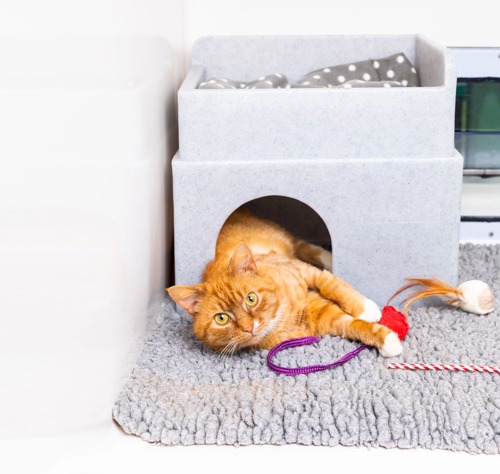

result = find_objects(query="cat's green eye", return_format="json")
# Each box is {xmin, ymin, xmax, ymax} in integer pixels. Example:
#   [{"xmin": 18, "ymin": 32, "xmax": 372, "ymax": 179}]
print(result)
[
  {"xmin": 214, "ymin": 313, "xmax": 230, "ymax": 325},
  {"xmin": 245, "ymin": 292, "xmax": 258, "ymax": 307}
]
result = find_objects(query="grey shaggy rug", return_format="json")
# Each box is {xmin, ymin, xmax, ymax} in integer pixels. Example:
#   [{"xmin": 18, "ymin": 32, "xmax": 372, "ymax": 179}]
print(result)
[{"xmin": 113, "ymin": 244, "xmax": 500, "ymax": 454}]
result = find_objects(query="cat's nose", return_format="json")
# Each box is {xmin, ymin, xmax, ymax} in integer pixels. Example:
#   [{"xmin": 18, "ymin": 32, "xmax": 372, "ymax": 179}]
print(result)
[{"xmin": 242, "ymin": 324, "xmax": 255, "ymax": 335}]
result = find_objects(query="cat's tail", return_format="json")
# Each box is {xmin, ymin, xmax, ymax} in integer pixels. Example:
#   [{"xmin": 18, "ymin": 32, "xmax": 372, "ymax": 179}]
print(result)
[{"xmin": 293, "ymin": 238, "xmax": 333, "ymax": 272}]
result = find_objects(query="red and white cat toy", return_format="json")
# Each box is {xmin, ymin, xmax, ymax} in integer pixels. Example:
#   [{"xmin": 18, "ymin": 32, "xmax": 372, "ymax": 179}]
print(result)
[
  {"xmin": 385, "ymin": 277, "xmax": 498, "ymax": 374},
  {"xmin": 268, "ymin": 277, "xmax": 495, "ymax": 376}
]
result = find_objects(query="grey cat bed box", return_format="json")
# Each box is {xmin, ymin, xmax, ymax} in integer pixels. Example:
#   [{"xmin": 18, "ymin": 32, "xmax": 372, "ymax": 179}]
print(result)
[
  {"xmin": 179, "ymin": 35, "xmax": 457, "ymax": 161},
  {"xmin": 173, "ymin": 35, "xmax": 463, "ymax": 306}
]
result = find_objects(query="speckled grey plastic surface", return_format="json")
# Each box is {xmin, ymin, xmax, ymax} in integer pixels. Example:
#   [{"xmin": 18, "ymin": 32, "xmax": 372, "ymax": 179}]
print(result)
[
  {"xmin": 172, "ymin": 151, "xmax": 463, "ymax": 306},
  {"xmin": 112, "ymin": 244, "xmax": 500, "ymax": 454},
  {"xmin": 179, "ymin": 35, "xmax": 456, "ymax": 161}
]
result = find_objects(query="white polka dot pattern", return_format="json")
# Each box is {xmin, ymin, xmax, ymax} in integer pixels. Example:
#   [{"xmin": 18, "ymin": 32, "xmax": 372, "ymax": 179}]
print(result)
[{"xmin": 198, "ymin": 52, "xmax": 419, "ymax": 89}]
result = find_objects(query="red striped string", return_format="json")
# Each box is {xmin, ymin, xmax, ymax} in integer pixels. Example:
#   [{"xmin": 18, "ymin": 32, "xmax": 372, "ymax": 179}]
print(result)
[{"xmin": 387, "ymin": 362, "xmax": 500, "ymax": 373}]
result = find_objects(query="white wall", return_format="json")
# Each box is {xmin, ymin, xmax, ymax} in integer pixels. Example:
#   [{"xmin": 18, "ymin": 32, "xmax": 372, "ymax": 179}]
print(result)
[
  {"xmin": 0, "ymin": 0, "xmax": 186, "ymax": 85},
  {"xmin": 0, "ymin": 0, "xmax": 497, "ymax": 88},
  {"xmin": 183, "ymin": 0, "xmax": 499, "ymax": 47}
]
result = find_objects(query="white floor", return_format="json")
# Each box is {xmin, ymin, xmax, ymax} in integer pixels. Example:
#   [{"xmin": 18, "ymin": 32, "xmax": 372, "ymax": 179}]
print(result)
[{"xmin": 2, "ymin": 420, "xmax": 499, "ymax": 474}]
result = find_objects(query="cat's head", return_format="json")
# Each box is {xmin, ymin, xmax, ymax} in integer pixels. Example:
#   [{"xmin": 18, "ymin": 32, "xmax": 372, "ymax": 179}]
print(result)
[{"xmin": 167, "ymin": 242, "xmax": 282, "ymax": 353}]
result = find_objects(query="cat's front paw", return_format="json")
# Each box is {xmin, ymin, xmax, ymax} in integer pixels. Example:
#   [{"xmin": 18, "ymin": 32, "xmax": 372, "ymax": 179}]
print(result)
[
  {"xmin": 357, "ymin": 299, "xmax": 382, "ymax": 322},
  {"xmin": 379, "ymin": 332, "xmax": 403, "ymax": 358}
]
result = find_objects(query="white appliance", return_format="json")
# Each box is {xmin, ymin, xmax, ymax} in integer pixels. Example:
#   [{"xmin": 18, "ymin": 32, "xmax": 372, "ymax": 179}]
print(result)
[{"xmin": 452, "ymin": 47, "xmax": 500, "ymax": 242}]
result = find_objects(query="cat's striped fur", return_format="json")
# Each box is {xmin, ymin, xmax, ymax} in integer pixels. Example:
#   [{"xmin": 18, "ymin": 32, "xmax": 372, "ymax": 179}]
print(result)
[{"xmin": 167, "ymin": 209, "xmax": 402, "ymax": 357}]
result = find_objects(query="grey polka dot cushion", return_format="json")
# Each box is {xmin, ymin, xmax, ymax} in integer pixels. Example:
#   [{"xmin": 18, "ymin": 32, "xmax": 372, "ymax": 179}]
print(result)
[
  {"xmin": 198, "ymin": 52, "xmax": 419, "ymax": 89},
  {"xmin": 375, "ymin": 53, "xmax": 419, "ymax": 86},
  {"xmin": 246, "ymin": 73, "xmax": 290, "ymax": 89},
  {"xmin": 198, "ymin": 77, "xmax": 246, "ymax": 89},
  {"xmin": 300, "ymin": 59, "xmax": 380, "ymax": 87}
]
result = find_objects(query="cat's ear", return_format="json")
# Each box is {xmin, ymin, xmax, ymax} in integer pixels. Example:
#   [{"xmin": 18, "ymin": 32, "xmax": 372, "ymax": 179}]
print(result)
[
  {"xmin": 230, "ymin": 242, "xmax": 257, "ymax": 274},
  {"xmin": 166, "ymin": 285, "xmax": 205, "ymax": 316}
]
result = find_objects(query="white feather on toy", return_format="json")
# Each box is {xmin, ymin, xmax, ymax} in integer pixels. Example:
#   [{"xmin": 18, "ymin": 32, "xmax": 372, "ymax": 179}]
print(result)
[{"xmin": 388, "ymin": 277, "xmax": 495, "ymax": 315}]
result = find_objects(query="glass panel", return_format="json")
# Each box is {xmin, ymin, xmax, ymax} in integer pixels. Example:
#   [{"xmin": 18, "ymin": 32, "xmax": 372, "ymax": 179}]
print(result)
[{"xmin": 455, "ymin": 79, "xmax": 500, "ymax": 169}]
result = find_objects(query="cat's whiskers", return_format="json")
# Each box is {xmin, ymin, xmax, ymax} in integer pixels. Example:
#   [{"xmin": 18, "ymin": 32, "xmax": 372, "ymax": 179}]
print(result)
[
  {"xmin": 219, "ymin": 334, "xmax": 247, "ymax": 364},
  {"xmin": 228, "ymin": 339, "xmax": 240, "ymax": 358},
  {"xmin": 220, "ymin": 345, "xmax": 236, "ymax": 365},
  {"xmin": 222, "ymin": 343, "xmax": 241, "ymax": 367},
  {"xmin": 219, "ymin": 340, "xmax": 237, "ymax": 359}
]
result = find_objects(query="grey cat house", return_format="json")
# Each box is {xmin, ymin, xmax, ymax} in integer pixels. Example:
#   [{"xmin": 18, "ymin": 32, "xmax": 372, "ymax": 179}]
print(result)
[{"xmin": 172, "ymin": 35, "xmax": 463, "ymax": 306}]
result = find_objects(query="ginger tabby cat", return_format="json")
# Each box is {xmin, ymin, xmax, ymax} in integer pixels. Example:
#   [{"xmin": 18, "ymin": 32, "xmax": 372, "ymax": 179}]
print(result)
[{"xmin": 167, "ymin": 209, "xmax": 403, "ymax": 358}]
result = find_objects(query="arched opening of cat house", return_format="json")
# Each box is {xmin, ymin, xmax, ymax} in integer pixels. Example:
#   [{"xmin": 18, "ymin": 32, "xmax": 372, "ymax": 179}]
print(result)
[{"xmin": 230, "ymin": 195, "xmax": 333, "ymax": 270}]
